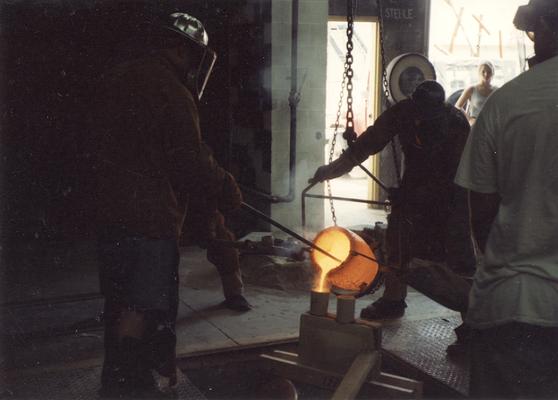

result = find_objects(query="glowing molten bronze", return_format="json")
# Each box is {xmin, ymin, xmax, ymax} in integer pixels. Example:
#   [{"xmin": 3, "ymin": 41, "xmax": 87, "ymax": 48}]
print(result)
[{"xmin": 311, "ymin": 227, "xmax": 379, "ymax": 293}]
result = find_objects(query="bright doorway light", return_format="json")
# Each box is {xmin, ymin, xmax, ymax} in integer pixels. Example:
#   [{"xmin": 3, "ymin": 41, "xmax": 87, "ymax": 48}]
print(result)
[
  {"xmin": 429, "ymin": 0, "xmax": 534, "ymax": 100},
  {"xmin": 324, "ymin": 20, "xmax": 386, "ymax": 229}
]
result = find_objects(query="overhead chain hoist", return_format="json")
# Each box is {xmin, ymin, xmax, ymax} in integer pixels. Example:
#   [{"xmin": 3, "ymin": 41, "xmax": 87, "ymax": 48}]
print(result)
[
  {"xmin": 320, "ymin": 0, "xmax": 393, "ymax": 296},
  {"xmin": 342, "ymin": 0, "xmax": 357, "ymax": 145},
  {"xmin": 325, "ymin": 0, "xmax": 356, "ymax": 227},
  {"xmin": 326, "ymin": 0, "xmax": 389, "ymax": 227}
]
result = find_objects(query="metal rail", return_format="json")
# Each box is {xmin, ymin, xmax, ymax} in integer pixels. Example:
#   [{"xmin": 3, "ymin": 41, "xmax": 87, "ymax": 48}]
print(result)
[{"xmin": 301, "ymin": 182, "xmax": 389, "ymax": 231}]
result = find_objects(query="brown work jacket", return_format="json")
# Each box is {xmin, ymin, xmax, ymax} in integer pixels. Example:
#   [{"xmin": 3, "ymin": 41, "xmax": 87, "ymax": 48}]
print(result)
[{"xmin": 89, "ymin": 51, "xmax": 229, "ymax": 239}]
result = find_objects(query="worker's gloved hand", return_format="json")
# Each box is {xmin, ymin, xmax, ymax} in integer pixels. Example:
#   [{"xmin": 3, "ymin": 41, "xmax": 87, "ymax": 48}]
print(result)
[
  {"xmin": 309, "ymin": 155, "xmax": 354, "ymax": 184},
  {"xmin": 218, "ymin": 172, "xmax": 243, "ymax": 215}
]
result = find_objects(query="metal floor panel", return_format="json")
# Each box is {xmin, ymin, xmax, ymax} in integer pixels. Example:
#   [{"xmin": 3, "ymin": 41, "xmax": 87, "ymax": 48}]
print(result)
[
  {"xmin": 4, "ymin": 365, "xmax": 206, "ymax": 400},
  {"xmin": 382, "ymin": 315, "xmax": 469, "ymax": 397},
  {"xmin": 5, "ymin": 316, "xmax": 469, "ymax": 399}
]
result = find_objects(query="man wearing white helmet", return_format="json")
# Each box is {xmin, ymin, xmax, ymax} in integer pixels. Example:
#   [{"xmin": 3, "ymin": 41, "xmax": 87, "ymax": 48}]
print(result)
[
  {"xmin": 89, "ymin": 11, "xmax": 243, "ymax": 397},
  {"xmin": 455, "ymin": 0, "xmax": 558, "ymax": 396}
]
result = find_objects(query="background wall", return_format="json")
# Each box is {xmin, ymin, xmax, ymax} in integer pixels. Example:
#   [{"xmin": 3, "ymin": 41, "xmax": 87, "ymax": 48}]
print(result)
[
  {"xmin": 270, "ymin": 0, "xmax": 328, "ymax": 235},
  {"xmin": 0, "ymin": 0, "xmax": 271, "ymax": 299},
  {"xmin": 0, "ymin": 0, "xmax": 430, "ymax": 302}
]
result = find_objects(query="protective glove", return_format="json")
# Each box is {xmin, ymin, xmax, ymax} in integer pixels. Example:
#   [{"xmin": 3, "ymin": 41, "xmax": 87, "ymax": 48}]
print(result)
[{"xmin": 309, "ymin": 153, "xmax": 355, "ymax": 184}]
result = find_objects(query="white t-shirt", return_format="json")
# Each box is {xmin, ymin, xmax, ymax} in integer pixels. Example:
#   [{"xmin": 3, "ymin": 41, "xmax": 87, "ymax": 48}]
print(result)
[{"xmin": 455, "ymin": 55, "xmax": 558, "ymax": 329}]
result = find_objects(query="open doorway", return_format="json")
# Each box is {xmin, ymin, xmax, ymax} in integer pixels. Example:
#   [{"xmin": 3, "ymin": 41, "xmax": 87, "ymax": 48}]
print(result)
[
  {"xmin": 323, "ymin": 18, "xmax": 386, "ymax": 229},
  {"xmin": 429, "ymin": 0, "xmax": 534, "ymax": 103}
]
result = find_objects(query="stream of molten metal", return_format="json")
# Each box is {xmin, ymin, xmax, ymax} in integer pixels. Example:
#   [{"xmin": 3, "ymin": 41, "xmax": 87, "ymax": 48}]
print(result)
[
  {"xmin": 312, "ymin": 229, "xmax": 350, "ymax": 292},
  {"xmin": 317, "ymin": 271, "xmax": 328, "ymax": 292},
  {"xmin": 314, "ymin": 254, "xmax": 343, "ymax": 292}
]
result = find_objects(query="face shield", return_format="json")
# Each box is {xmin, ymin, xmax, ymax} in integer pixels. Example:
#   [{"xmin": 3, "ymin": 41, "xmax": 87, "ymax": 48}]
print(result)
[
  {"xmin": 192, "ymin": 45, "xmax": 216, "ymax": 100},
  {"xmin": 167, "ymin": 12, "xmax": 217, "ymax": 99}
]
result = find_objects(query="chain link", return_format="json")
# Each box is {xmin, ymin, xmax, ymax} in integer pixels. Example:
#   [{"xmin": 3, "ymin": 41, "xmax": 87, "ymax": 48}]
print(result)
[
  {"xmin": 377, "ymin": 0, "xmax": 402, "ymax": 187},
  {"xmin": 343, "ymin": 0, "xmax": 356, "ymax": 144},
  {"xmin": 378, "ymin": 0, "xmax": 389, "ymax": 102},
  {"xmin": 326, "ymin": 71, "xmax": 347, "ymax": 226},
  {"xmin": 327, "ymin": 0, "xmax": 356, "ymax": 226}
]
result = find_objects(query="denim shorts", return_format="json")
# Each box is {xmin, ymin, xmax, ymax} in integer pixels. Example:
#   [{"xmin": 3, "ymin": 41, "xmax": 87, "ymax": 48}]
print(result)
[{"xmin": 97, "ymin": 233, "xmax": 179, "ymax": 312}]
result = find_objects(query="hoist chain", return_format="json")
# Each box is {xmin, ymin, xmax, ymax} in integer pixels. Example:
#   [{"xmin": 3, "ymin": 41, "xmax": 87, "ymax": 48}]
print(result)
[
  {"xmin": 378, "ymin": 0, "xmax": 389, "ymax": 102},
  {"xmin": 326, "ymin": 72, "xmax": 347, "ymax": 226},
  {"xmin": 327, "ymin": 0, "xmax": 356, "ymax": 226},
  {"xmin": 377, "ymin": 0, "xmax": 402, "ymax": 187},
  {"xmin": 343, "ymin": 0, "xmax": 357, "ymax": 144}
]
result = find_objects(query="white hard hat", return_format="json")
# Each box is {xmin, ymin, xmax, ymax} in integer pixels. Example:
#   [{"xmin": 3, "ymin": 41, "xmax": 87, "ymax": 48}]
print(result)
[
  {"xmin": 165, "ymin": 12, "xmax": 217, "ymax": 99},
  {"xmin": 167, "ymin": 12, "xmax": 209, "ymax": 48}
]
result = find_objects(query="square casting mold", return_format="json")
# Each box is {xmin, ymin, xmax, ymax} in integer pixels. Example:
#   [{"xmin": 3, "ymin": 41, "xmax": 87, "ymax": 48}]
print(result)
[{"xmin": 298, "ymin": 312, "xmax": 382, "ymax": 376}]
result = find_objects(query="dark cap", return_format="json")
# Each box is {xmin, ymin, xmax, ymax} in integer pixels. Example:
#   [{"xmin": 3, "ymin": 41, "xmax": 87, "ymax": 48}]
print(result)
[
  {"xmin": 411, "ymin": 80, "xmax": 445, "ymax": 120},
  {"xmin": 514, "ymin": 0, "xmax": 558, "ymax": 32}
]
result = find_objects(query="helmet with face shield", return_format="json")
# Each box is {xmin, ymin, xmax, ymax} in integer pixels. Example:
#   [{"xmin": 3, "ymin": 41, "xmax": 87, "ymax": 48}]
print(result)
[{"xmin": 164, "ymin": 12, "xmax": 217, "ymax": 99}]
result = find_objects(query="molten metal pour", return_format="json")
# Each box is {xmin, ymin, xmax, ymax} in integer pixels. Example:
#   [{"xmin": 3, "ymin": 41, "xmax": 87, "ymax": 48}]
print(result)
[{"xmin": 250, "ymin": 204, "xmax": 421, "ymax": 397}]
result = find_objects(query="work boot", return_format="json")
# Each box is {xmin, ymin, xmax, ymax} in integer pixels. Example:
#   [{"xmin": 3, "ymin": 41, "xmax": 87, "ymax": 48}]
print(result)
[
  {"xmin": 446, "ymin": 323, "xmax": 472, "ymax": 359},
  {"xmin": 223, "ymin": 294, "xmax": 252, "ymax": 312},
  {"xmin": 360, "ymin": 298, "xmax": 406, "ymax": 320}
]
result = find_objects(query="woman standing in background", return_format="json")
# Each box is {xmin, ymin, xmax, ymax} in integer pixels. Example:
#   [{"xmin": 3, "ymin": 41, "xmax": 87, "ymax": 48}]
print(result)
[{"xmin": 455, "ymin": 61, "xmax": 498, "ymax": 125}]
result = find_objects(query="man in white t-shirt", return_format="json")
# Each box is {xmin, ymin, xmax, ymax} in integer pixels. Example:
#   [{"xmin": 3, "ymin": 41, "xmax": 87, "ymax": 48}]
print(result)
[{"xmin": 454, "ymin": 0, "xmax": 558, "ymax": 397}]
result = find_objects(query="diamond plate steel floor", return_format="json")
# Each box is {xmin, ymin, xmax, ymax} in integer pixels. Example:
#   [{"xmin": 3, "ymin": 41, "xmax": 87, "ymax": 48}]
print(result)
[
  {"xmin": 3, "ymin": 365, "xmax": 206, "ymax": 400},
  {"xmin": 382, "ymin": 315, "xmax": 469, "ymax": 397},
  {"xmin": 4, "ymin": 316, "xmax": 469, "ymax": 399}
]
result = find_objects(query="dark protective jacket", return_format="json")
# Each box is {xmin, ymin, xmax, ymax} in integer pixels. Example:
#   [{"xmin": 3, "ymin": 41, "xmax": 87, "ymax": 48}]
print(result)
[
  {"xmin": 89, "ymin": 51, "xmax": 238, "ymax": 239},
  {"xmin": 348, "ymin": 99, "xmax": 469, "ymax": 210},
  {"xmin": 347, "ymin": 99, "xmax": 470, "ymax": 263}
]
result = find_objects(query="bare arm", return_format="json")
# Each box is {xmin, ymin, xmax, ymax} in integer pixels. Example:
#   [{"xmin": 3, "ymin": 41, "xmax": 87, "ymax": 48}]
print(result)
[
  {"xmin": 469, "ymin": 190, "xmax": 500, "ymax": 254},
  {"xmin": 455, "ymin": 86, "xmax": 474, "ymax": 112}
]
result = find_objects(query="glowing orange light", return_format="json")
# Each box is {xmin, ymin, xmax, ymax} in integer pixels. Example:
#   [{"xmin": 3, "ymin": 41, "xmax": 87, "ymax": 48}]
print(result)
[{"xmin": 311, "ymin": 227, "xmax": 379, "ymax": 294}]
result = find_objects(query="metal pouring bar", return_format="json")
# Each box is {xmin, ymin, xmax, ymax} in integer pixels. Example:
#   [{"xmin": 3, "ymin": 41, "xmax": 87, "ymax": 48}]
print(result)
[
  {"xmin": 241, "ymin": 202, "xmax": 342, "ymax": 263},
  {"xmin": 301, "ymin": 182, "xmax": 390, "ymax": 230}
]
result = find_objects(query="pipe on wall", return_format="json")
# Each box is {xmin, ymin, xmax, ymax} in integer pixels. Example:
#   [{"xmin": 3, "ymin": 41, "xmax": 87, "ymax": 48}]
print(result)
[{"xmin": 241, "ymin": 0, "xmax": 299, "ymax": 203}]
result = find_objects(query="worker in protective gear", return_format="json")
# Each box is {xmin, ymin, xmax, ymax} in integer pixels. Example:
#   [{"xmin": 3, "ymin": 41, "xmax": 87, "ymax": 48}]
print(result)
[
  {"xmin": 311, "ymin": 80, "xmax": 470, "ymax": 320},
  {"xmin": 456, "ymin": 1, "xmax": 558, "ymax": 396},
  {"xmin": 89, "ymin": 12, "xmax": 242, "ymax": 398},
  {"xmin": 182, "ymin": 147, "xmax": 252, "ymax": 312}
]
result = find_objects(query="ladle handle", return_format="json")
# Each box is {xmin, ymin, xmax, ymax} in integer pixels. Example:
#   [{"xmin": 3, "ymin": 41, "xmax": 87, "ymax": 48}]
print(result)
[{"xmin": 241, "ymin": 201, "xmax": 341, "ymax": 262}]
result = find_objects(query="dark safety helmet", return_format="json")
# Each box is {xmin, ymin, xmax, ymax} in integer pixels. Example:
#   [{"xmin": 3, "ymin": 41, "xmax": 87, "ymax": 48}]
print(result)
[
  {"xmin": 513, "ymin": 0, "xmax": 558, "ymax": 33},
  {"xmin": 165, "ymin": 12, "xmax": 217, "ymax": 99},
  {"xmin": 411, "ymin": 80, "xmax": 446, "ymax": 121}
]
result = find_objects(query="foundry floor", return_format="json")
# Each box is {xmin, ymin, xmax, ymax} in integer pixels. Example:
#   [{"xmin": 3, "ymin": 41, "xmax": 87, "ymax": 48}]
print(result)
[{"xmin": 1, "ymin": 238, "xmax": 470, "ymax": 399}]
